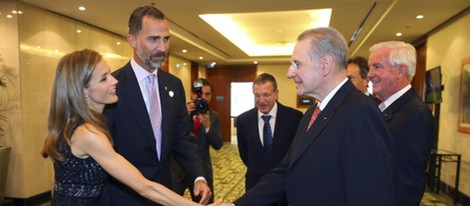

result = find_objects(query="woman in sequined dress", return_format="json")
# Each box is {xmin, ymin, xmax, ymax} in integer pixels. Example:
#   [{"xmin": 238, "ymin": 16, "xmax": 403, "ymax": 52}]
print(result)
[{"xmin": 42, "ymin": 49, "xmax": 214, "ymax": 206}]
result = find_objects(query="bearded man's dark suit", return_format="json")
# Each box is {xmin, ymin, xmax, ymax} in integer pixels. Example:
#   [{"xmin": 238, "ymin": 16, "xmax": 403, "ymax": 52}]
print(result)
[
  {"xmin": 382, "ymin": 89, "xmax": 435, "ymax": 206},
  {"xmin": 236, "ymin": 103, "xmax": 302, "ymax": 191},
  {"xmin": 99, "ymin": 62, "xmax": 204, "ymax": 206},
  {"xmin": 171, "ymin": 110, "xmax": 223, "ymax": 203},
  {"xmin": 234, "ymin": 81, "xmax": 395, "ymax": 206}
]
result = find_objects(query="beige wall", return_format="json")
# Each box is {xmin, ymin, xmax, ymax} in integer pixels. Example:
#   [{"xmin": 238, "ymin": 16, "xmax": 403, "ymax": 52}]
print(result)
[
  {"xmin": 168, "ymin": 55, "xmax": 192, "ymax": 101},
  {"xmin": 426, "ymin": 10, "xmax": 470, "ymax": 197}
]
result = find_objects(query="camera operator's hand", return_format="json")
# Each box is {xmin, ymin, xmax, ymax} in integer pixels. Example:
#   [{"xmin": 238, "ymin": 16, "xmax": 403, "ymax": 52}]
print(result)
[
  {"xmin": 186, "ymin": 100, "xmax": 196, "ymax": 115},
  {"xmin": 198, "ymin": 112, "xmax": 211, "ymax": 130}
]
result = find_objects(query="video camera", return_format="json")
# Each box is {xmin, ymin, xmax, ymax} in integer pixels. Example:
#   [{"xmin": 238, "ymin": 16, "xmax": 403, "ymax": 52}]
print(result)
[{"xmin": 192, "ymin": 80, "xmax": 209, "ymax": 115}]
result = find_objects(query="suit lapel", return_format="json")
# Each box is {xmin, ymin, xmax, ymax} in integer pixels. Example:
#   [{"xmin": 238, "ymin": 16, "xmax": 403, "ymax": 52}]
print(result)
[
  {"xmin": 289, "ymin": 81, "xmax": 354, "ymax": 166},
  {"xmin": 382, "ymin": 89, "xmax": 415, "ymax": 122},
  {"xmin": 157, "ymin": 71, "xmax": 171, "ymax": 158},
  {"xmin": 119, "ymin": 64, "xmax": 155, "ymax": 142},
  {"xmin": 271, "ymin": 104, "xmax": 284, "ymax": 150},
  {"xmin": 251, "ymin": 110, "xmax": 265, "ymax": 150}
]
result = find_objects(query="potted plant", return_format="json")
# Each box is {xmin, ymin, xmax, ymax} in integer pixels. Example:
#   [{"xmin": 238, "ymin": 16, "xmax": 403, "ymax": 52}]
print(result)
[{"xmin": 0, "ymin": 59, "xmax": 11, "ymax": 203}]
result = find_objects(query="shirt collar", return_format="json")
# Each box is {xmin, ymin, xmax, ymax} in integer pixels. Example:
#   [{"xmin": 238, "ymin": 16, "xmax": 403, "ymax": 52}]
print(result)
[
  {"xmin": 381, "ymin": 84, "xmax": 411, "ymax": 110},
  {"xmin": 131, "ymin": 58, "xmax": 158, "ymax": 81},
  {"xmin": 317, "ymin": 78, "xmax": 348, "ymax": 111}
]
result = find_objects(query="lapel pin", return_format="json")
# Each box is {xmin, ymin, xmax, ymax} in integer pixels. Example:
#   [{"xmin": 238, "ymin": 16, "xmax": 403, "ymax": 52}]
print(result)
[{"xmin": 169, "ymin": 91, "xmax": 174, "ymax": 97}]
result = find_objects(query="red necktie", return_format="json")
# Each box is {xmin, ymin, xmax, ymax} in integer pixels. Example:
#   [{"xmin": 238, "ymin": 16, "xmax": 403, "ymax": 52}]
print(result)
[
  {"xmin": 307, "ymin": 106, "xmax": 321, "ymax": 131},
  {"xmin": 193, "ymin": 116, "xmax": 200, "ymax": 137}
]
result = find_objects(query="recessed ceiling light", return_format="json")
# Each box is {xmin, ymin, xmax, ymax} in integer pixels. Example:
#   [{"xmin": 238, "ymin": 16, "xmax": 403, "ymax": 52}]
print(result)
[
  {"xmin": 6, "ymin": 15, "xmax": 12, "ymax": 19},
  {"xmin": 253, "ymin": 61, "xmax": 258, "ymax": 64},
  {"xmin": 116, "ymin": 42, "xmax": 121, "ymax": 45},
  {"xmin": 76, "ymin": 29, "xmax": 82, "ymax": 33},
  {"xmin": 199, "ymin": 8, "xmax": 331, "ymax": 56},
  {"xmin": 199, "ymin": 56, "xmax": 203, "ymax": 60},
  {"xmin": 395, "ymin": 32, "xmax": 403, "ymax": 37},
  {"xmin": 416, "ymin": 15, "xmax": 424, "ymax": 19},
  {"xmin": 182, "ymin": 49, "xmax": 188, "ymax": 53},
  {"xmin": 78, "ymin": 6, "xmax": 86, "ymax": 11}
]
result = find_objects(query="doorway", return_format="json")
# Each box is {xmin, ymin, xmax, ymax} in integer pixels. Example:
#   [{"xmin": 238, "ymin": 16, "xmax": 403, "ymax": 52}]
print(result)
[{"xmin": 206, "ymin": 65, "xmax": 256, "ymax": 143}]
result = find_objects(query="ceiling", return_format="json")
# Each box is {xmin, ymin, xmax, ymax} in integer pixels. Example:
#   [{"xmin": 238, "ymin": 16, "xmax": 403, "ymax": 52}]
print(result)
[{"xmin": 19, "ymin": 0, "xmax": 470, "ymax": 66}]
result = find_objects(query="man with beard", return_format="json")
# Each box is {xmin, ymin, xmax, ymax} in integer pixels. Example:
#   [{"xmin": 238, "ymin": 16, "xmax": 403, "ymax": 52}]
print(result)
[{"xmin": 99, "ymin": 6, "xmax": 211, "ymax": 206}]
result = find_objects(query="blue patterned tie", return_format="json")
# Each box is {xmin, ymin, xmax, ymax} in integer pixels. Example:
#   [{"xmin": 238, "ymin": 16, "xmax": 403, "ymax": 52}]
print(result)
[{"xmin": 262, "ymin": 115, "xmax": 272, "ymax": 153}]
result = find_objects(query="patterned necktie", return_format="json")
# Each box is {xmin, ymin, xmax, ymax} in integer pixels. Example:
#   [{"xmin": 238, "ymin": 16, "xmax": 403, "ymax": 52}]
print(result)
[
  {"xmin": 147, "ymin": 74, "xmax": 162, "ymax": 160},
  {"xmin": 262, "ymin": 115, "xmax": 273, "ymax": 153},
  {"xmin": 193, "ymin": 115, "xmax": 201, "ymax": 137},
  {"xmin": 307, "ymin": 106, "xmax": 321, "ymax": 131}
]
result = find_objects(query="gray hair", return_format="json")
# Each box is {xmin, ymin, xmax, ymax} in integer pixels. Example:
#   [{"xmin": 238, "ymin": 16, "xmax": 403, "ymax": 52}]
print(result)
[
  {"xmin": 369, "ymin": 41, "xmax": 417, "ymax": 80},
  {"xmin": 297, "ymin": 27, "xmax": 349, "ymax": 70}
]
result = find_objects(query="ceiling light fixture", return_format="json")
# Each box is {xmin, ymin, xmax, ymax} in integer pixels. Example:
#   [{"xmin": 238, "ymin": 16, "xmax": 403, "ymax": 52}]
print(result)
[
  {"xmin": 206, "ymin": 62, "xmax": 217, "ymax": 68},
  {"xmin": 395, "ymin": 32, "xmax": 402, "ymax": 37},
  {"xmin": 78, "ymin": 6, "xmax": 86, "ymax": 11},
  {"xmin": 182, "ymin": 49, "xmax": 188, "ymax": 53},
  {"xmin": 416, "ymin": 15, "xmax": 424, "ymax": 19},
  {"xmin": 200, "ymin": 8, "xmax": 331, "ymax": 57}
]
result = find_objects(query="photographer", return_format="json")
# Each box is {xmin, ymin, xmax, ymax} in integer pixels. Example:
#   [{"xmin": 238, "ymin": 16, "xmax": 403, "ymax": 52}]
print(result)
[{"xmin": 171, "ymin": 78, "xmax": 223, "ymax": 203}]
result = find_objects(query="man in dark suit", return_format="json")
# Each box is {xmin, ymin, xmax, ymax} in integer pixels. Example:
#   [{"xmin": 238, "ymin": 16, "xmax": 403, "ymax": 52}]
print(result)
[
  {"xmin": 347, "ymin": 56, "xmax": 381, "ymax": 104},
  {"xmin": 368, "ymin": 41, "xmax": 435, "ymax": 206},
  {"xmin": 222, "ymin": 27, "xmax": 395, "ymax": 206},
  {"xmin": 236, "ymin": 73, "xmax": 302, "ymax": 206},
  {"xmin": 171, "ymin": 78, "xmax": 223, "ymax": 203},
  {"xmin": 100, "ymin": 6, "xmax": 211, "ymax": 205}
]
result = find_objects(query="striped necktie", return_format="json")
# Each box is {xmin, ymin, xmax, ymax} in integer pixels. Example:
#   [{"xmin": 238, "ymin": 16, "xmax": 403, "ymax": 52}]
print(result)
[{"xmin": 262, "ymin": 115, "xmax": 273, "ymax": 153}]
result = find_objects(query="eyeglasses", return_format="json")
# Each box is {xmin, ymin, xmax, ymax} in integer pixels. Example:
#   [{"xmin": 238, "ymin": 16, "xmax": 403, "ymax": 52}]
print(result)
[
  {"xmin": 290, "ymin": 60, "xmax": 302, "ymax": 70},
  {"xmin": 254, "ymin": 93, "xmax": 274, "ymax": 99}
]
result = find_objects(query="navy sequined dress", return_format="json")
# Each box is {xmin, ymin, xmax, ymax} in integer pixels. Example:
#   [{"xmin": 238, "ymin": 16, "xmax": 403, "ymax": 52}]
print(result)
[{"xmin": 52, "ymin": 126, "xmax": 108, "ymax": 206}]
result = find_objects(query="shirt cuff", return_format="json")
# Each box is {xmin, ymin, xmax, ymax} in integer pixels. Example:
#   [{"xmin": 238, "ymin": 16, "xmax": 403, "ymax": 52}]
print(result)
[{"xmin": 194, "ymin": 176, "xmax": 207, "ymax": 185}]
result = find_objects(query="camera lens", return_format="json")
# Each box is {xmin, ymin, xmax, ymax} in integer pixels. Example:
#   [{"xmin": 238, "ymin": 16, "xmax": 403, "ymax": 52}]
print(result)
[{"xmin": 194, "ymin": 98, "xmax": 209, "ymax": 114}]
